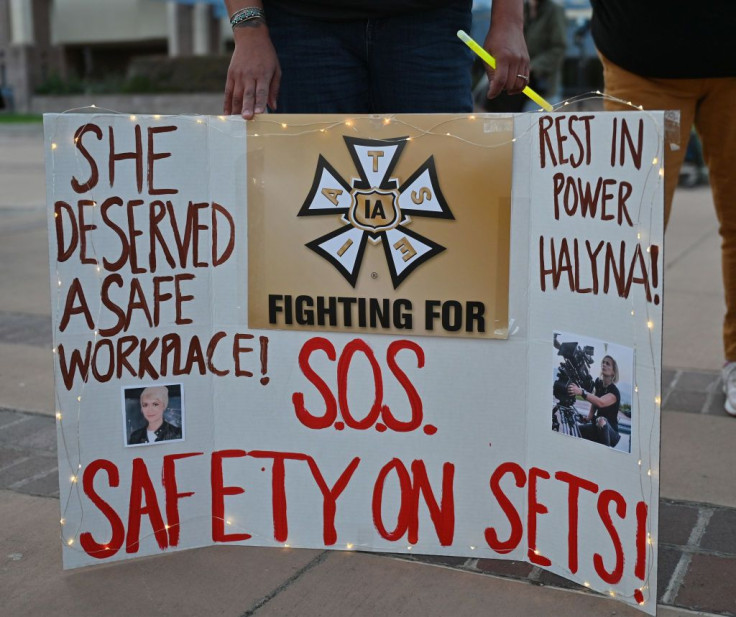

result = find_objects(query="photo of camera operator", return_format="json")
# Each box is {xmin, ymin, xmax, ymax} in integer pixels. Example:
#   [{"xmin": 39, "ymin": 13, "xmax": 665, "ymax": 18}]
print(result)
[
  {"xmin": 551, "ymin": 331, "xmax": 633, "ymax": 453},
  {"xmin": 567, "ymin": 356, "xmax": 621, "ymax": 448}
]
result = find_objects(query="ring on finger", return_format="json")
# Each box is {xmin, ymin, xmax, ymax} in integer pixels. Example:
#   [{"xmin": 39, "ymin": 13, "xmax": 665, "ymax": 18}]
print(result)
[{"xmin": 516, "ymin": 74, "xmax": 529, "ymax": 82}]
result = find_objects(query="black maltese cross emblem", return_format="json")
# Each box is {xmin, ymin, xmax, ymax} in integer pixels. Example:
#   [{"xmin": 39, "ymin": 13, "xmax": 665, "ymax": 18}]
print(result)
[{"xmin": 298, "ymin": 136, "xmax": 454, "ymax": 289}]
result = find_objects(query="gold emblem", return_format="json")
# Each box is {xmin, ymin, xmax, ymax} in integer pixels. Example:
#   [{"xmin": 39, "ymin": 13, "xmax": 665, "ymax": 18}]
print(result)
[{"xmin": 350, "ymin": 189, "xmax": 400, "ymax": 233}]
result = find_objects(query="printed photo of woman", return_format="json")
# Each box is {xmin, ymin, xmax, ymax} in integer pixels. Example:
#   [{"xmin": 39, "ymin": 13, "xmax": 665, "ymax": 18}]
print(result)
[{"xmin": 124, "ymin": 384, "xmax": 184, "ymax": 446}]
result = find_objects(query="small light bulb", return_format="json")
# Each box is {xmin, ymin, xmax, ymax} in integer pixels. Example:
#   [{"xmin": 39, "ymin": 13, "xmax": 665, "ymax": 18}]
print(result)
[
  {"xmin": 652, "ymin": 157, "xmax": 659, "ymax": 165},
  {"xmin": 129, "ymin": 115, "xmax": 137, "ymax": 121},
  {"xmin": 70, "ymin": 475, "xmax": 77, "ymax": 483},
  {"xmin": 280, "ymin": 123, "xmax": 288, "ymax": 129},
  {"xmin": 647, "ymin": 320, "xmax": 654, "ymax": 329},
  {"xmin": 345, "ymin": 120, "xmax": 354, "ymax": 127},
  {"xmin": 56, "ymin": 412, "xmax": 63, "ymax": 420},
  {"xmin": 67, "ymin": 538, "xmax": 74, "ymax": 546},
  {"xmin": 346, "ymin": 543, "xmax": 354, "ymax": 550},
  {"xmin": 51, "ymin": 143, "xmax": 58, "ymax": 150}
]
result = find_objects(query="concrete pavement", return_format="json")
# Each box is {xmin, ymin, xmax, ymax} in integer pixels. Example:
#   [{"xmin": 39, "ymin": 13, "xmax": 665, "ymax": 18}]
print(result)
[{"xmin": 1, "ymin": 122, "xmax": 734, "ymax": 617}]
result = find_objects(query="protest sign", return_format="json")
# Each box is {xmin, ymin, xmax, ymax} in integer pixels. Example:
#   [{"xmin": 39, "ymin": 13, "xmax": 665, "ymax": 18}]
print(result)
[{"xmin": 45, "ymin": 111, "xmax": 663, "ymax": 613}]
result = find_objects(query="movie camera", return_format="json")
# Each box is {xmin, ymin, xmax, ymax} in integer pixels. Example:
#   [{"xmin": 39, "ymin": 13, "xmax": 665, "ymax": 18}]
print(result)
[{"xmin": 552, "ymin": 338, "xmax": 595, "ymax": 435}]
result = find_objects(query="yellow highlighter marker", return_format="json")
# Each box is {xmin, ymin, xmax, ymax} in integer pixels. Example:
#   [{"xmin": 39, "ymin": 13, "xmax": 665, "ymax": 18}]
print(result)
[{"xmin": 457, "ymin": 29, "xmax": 553, "ymax": 112}]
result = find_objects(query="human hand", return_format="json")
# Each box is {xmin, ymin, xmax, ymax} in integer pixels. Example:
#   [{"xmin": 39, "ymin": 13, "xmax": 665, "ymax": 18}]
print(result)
[
  {"xmin": 483, "ymin": 1, "xmax": 530, "ymax": 99},
  {"xmin": 223, "ymin": 24, "xmax": 281, "ymax": 119},
  {"xmin": 567, "ymin": 383, "xmax": 582, "ymax": 397}
]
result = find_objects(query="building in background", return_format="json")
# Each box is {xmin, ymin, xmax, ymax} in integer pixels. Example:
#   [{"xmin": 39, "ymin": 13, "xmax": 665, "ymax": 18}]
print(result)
[{"xmin": 0, "ymin": 0, "xmax": 228, "ymax": 112}]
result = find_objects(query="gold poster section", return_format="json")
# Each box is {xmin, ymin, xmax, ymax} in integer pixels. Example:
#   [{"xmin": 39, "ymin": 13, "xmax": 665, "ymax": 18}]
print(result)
[{"xmin": 247, "ymin": 114, "xmax": 512, "ymax": 339}]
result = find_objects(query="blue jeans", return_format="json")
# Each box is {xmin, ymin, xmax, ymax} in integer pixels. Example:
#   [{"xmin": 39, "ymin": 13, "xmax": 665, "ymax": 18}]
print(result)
[
  {"xmin": 267, "ymin": 2, "xmax": 474, "ymax": 113},
  {"xmin": 579, "ymin": 418, "xmax": 621, "ymax": 448}
]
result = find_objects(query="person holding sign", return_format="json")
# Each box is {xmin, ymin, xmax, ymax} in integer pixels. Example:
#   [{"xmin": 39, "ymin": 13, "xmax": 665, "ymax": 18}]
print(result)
[
  {"xmin": 567, "ymin": 356, "xmax": 621, "ymax": 448},
  {"xmin": 590, "ymin": 0, "xmax": 736, "ymax": 417},
  {"xmin": 128, "ymin": 386, "xmax": 182, "ymax": 445},
  {"xmin": 222, "ymin": 0, "xmax": 529, "ymax": 118}
]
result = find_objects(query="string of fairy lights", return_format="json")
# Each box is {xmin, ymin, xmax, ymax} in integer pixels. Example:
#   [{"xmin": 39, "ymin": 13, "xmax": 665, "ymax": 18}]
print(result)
[{"xmin": 47, "ymin": 91, "xmax": 666, "ymax": 607}]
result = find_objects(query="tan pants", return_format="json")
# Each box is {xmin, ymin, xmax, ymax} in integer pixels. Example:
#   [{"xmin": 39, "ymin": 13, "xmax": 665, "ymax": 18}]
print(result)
[{"xmin": 600, "ymin": 54, "xmax": 736, "ymax": 360}]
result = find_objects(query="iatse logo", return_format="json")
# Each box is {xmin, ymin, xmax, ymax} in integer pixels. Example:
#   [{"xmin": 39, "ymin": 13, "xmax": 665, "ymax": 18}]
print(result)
[{"xmin": 298, "ymin": 136, "xmax": 454, "ymax": 288}]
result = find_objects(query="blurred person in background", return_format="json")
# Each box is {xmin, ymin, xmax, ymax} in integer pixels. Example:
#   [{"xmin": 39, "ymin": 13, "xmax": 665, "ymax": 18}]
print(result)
[
  {"xmin": 480, "ymin": 0, "xmax": 566, "ymax": 112},
  {"xmin": 590, "ymin": 0, "xmax": 736, "ymax": 416}
]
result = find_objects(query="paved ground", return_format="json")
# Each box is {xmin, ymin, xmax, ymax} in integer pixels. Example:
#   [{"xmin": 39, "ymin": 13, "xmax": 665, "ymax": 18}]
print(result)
[{"xmin": 1, "ymin": 122, "xmax": 734, "ymax": 617}]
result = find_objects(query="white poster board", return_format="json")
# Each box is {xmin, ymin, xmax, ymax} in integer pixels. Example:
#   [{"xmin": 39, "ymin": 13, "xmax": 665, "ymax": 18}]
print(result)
[{"xmin": 45, "ymin": 111, "xmax": 663, "ymax": 613}]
